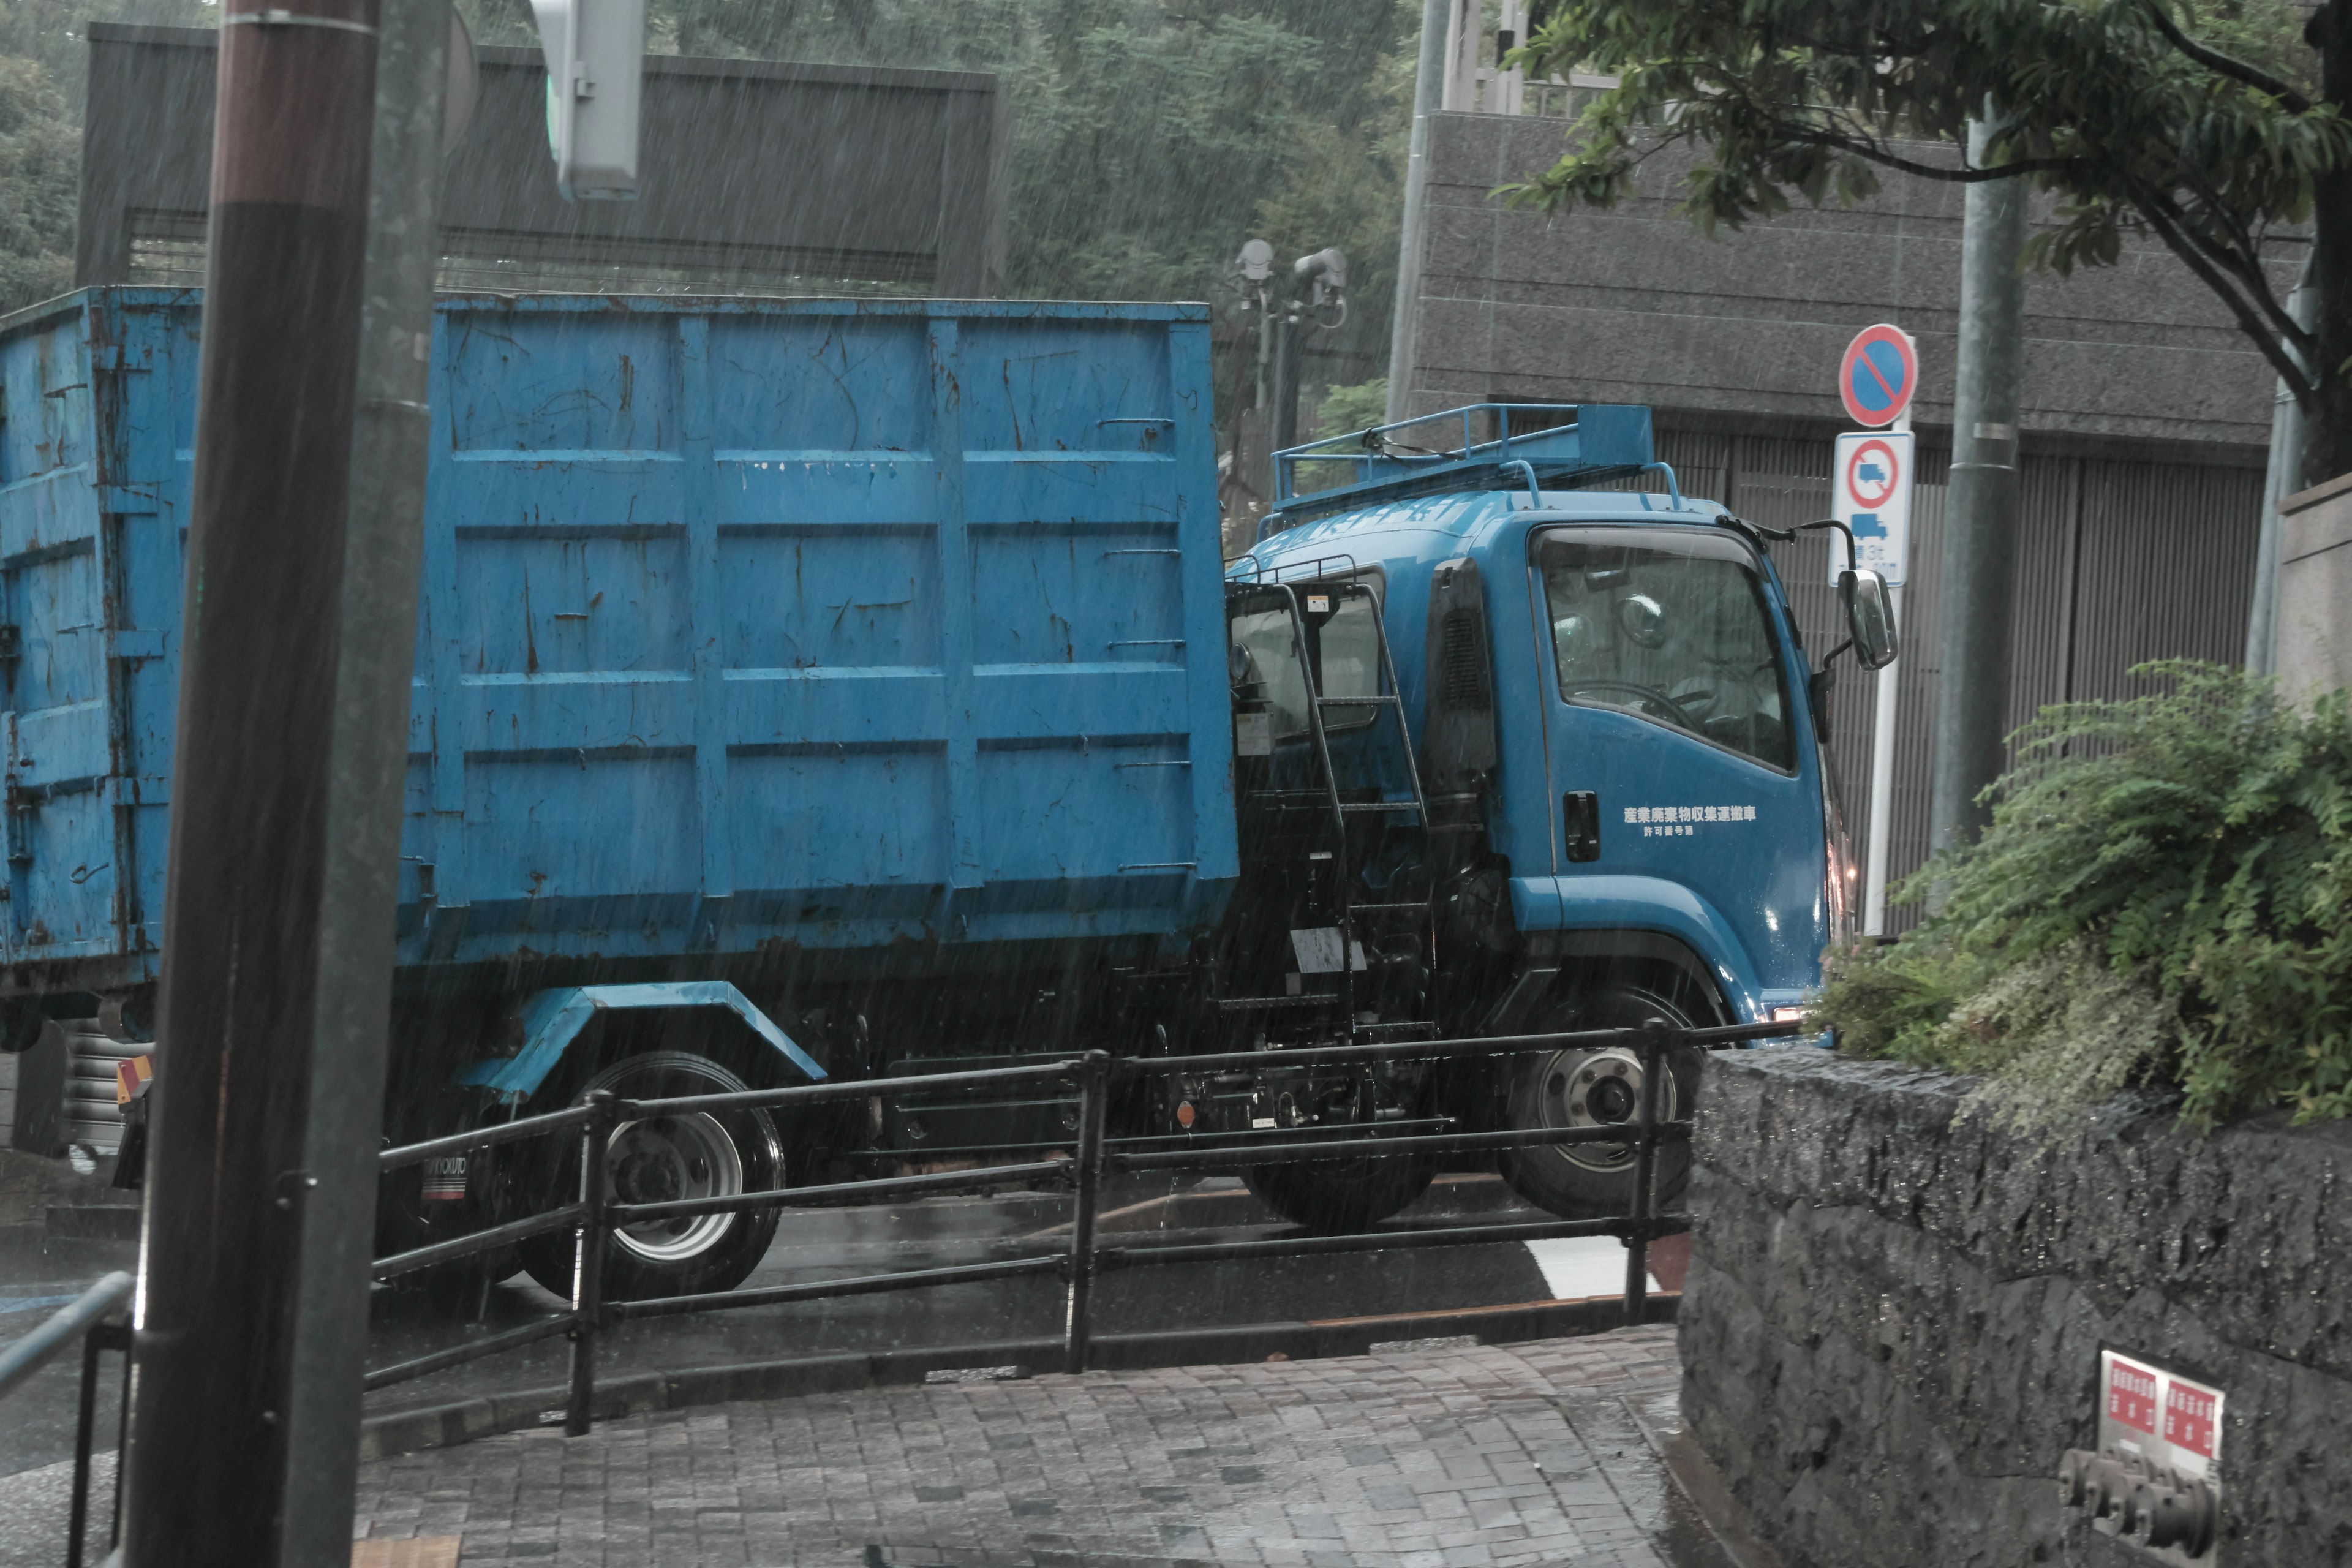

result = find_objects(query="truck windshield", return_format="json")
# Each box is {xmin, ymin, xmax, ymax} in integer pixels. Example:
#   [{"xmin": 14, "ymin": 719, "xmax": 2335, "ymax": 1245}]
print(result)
[{"xmin": 1537, "ymin": 527, "xmax": 1795, "ymax": 773}]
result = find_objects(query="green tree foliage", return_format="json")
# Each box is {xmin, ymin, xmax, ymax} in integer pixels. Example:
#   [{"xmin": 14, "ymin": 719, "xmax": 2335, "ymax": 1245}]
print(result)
[
  {"xmin": 0, "ymin": 0, "xmax": 213, "ymax": 101},
  {"xmin": 1509, "ymin": 1, "xmax": 2352, "ymax": 484},
  {"xmin": 1814, "ymin": 662, "xmax": 2352, "ymax": 1129},
  {"xmin": 0, "ymin": 52, "xmax": 77, "ymax": 313},
  {"xmin": 1313, "ymin": 376, "xmax": 1389, "ymax": 436},
  {"xmin": 0, "ymin": 0, "xmax": 215, "ymax": 314}
]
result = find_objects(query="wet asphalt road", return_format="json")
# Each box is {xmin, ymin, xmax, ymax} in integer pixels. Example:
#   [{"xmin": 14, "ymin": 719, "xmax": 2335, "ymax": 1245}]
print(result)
[{"xmin": 1, "ymin": 1171, "xmax": 1661, "ymax": 1480}]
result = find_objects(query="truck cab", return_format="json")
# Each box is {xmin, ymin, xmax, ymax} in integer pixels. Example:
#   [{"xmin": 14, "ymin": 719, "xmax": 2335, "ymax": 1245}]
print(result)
[{"xmin": 1229, "ymin": 403, "xmax": 1882, "ymax": 1218}]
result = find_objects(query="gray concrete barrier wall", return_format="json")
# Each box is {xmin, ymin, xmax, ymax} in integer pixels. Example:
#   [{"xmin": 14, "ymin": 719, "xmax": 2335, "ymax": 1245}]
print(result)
[{"xmin": 1679, "ymin": 1047, "xmax": 2351, "ymax": 1567}]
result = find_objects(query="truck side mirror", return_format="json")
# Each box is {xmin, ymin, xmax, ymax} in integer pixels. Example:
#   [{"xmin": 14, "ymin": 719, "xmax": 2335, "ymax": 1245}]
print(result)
[{"xmin": 1839, "ymin": 568, "xmax": 1898, "ymax": 671}]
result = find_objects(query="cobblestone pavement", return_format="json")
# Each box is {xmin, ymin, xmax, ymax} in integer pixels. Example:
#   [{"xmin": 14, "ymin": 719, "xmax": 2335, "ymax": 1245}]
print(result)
[{"xmin": 352, "ymin": 1327, "xmax": 1729, "ymax": 1568}]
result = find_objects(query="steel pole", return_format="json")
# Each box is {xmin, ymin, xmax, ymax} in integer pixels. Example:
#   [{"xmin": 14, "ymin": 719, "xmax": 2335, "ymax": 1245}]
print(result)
[
  {"xmin": 274, "ymin": 0, "xmax": 449, "ymax": 1560},
  {"xmin": 1062, "ymin": 1052, "xmax": 1111, "ymax": 1375},
  {"xmin": 1861, "ymin": 584, "xmax": 1902, "ymax": 933},
  {"xmin": 564, "ymin": 1093, "xmax": 616, "ymax": 1438},
  {"xmin": 1384, "ymin": 0, "xmax": 1453, "ymax": 425},
  {"xmin": 1861, "ymin": 401, "xmax": 1911, "ymax": 936},
  {"xmin": 1926, "ymin": 115, "xmax": 2026, "ymax": 880},
  {"xmin": 1620, "ymin": 1020, "xmax": 1668, "ymax": 1329},
  {"xmin": 1270, "ymin": 307, "xmax": 1304, "ymax": 461},
  {"xmin": 2246, "ymin": 255, "xmax": 2316, "ymax": 675},
  {"xmin": 121, "ymin": 0, "xmax": 380, "ymax": 1561}
]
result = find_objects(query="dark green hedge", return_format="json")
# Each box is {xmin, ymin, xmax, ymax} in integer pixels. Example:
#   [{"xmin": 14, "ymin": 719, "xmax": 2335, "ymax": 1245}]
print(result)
[{"xmin": 1815, "ymin": 662, "xmax": 2352, "ymax": 1128}]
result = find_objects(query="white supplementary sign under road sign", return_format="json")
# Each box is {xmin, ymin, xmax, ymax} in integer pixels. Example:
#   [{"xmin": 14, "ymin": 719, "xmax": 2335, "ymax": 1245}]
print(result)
[{"xmin": 1829, "ymin": 429, "xmax": 1914, "ymax": 587}]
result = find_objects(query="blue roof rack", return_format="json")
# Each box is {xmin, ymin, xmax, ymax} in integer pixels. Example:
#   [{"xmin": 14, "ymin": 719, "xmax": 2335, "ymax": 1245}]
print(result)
[{"xmin": 1261, "ymin": 402, "xmax": 1669, "ymax": 540}]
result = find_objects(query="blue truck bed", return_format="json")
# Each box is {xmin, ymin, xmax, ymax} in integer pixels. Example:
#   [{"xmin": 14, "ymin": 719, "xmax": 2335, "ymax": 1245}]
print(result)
[{"xmin": 0, "ymin": 290, "xmax": 1235, "ymax": 989}]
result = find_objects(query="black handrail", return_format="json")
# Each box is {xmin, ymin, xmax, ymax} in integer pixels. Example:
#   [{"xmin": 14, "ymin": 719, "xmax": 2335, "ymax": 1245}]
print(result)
[
  {"xmin": 0, "ymin": 1269, "xmax": 134, "ymax": 1568},
  {"xmin": 366, "ymin": 1018, "xmax": 1802, "ymax": 1436}
]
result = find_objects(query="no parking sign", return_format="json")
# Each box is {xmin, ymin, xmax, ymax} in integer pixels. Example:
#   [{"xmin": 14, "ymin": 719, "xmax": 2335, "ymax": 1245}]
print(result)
[
  {"xmin": 1839, "ymin": 323, "xmax": 1917, "ymax": 428},
  {"xmin": 1829, "ymin": 430, "xmax": 1913, "ymax": 586}
]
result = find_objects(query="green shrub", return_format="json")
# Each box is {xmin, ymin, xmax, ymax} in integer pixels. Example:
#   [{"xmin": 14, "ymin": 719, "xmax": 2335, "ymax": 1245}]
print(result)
[{"xmin": 1814, "ymin": 661, "xmax": 2352, "ymax": 1128}]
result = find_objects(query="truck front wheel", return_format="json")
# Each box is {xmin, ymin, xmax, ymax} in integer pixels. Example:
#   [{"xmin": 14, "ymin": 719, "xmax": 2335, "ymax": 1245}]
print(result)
[
  {"xmin": 1496, "ymin": 986, "xmax": 1703, "ymax": 1219},
  {"xmin": 517, "ymin": 1051, "xmax": 785, "ymax": 1302}
]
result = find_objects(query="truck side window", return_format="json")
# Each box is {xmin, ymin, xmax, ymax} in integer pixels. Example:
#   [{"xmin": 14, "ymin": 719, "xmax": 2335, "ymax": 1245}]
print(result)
[
  {"xmin": 1536, "ymin": 529, "xmax": 1795, "ymax": 774},
  {"xmin": 1227, "ymin": 590, "xmax": 1385, "ymax": 742},
  {"xmin": 1314, "ymin": 595, "xmax": 1383, "ymax": 731},
  {"xmin": 1230, "ymin": 608, "xmax": 1311, "ymax": 737}
]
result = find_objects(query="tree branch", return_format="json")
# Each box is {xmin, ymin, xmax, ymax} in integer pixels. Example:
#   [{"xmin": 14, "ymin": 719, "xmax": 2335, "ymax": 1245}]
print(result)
[
  {"xmin": 2126, "ymin": 177, "xmax": 2318, "ymax": 400},
  {"xmin": 2138, "ymin": 0, "xmax": 2313, "ymax": 113},
  {"xmin": 2126, "ymin": 173, "xmax": 2316, "ymax": 361},
  {"xmin": 1770, "ymin": 117, "xmax": 2090, "ymax": 184}
]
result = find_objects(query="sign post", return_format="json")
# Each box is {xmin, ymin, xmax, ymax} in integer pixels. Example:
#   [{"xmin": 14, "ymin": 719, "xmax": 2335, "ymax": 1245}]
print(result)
[{"xmin": 1833, "ymin": 323, "xmax": 1918, "ymax": 936}]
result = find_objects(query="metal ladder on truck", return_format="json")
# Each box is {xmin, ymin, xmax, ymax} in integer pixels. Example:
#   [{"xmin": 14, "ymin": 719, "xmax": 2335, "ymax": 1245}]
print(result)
[{"xmin": 1221, "ymin": 561, "xmax": 1431, "ymax": 1038}]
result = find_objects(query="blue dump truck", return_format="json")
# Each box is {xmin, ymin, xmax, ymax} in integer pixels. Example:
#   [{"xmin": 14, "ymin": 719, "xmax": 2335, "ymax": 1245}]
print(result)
[{"xmin": 0, "ymin": 289, "xmax": 1890, "ymax": 1299}]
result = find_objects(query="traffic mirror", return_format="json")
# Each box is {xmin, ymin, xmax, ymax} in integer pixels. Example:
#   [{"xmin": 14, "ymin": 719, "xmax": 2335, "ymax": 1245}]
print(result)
[
  {"xmin": 443, "ymin": 6, "xmax": 480, "ymax": 157},
  {"xmin": 1840, "ymin": 568, "xmax": 1898, "ymax": 670},
  {"xmin": 529, "ymin": 0, "xmax": 644, "ymax": 200}
]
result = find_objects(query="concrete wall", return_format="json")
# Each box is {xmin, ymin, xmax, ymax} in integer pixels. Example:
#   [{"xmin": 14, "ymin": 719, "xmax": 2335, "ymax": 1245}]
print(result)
[
  {"xmin": 78, "ymin": 26, "xmax": 1009, "ymax": 295},
  {"xmin": 1407, "ymin": 113, "xmax": 2288, "ymax": 455},
  {"xmin": 2275, "ymin": 473, "xmax": 2352, "ymax": 703},
  {"xmin": 1681, "ymin": 1048, "xmax": 2352, "ymax": 1567}
]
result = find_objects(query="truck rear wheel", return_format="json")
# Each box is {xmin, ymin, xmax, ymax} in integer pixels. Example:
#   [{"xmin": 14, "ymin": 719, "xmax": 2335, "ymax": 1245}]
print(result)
[
  {"xmin": 1497, "ymin": 986, "xmax": 1703, "ymax": 1220},
  {"xmin": 1242, "ymin": 1153, "xmax": 1435, "ymax": 1232},
  {"xmin": 518, "ymin": 1052, "xmax": 785, "ymax": 1302}
]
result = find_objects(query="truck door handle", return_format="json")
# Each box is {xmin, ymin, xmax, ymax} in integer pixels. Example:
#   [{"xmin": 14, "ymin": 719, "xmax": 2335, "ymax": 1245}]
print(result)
[{"xmin": 1562, "ymin": 791, "xmax": 1601, "ymax": 863}]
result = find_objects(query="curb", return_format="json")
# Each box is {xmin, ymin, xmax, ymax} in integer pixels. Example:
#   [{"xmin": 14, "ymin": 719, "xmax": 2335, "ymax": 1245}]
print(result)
[{"xmin": 357, "ymin": 1293, "xmax": 1678, "ymax": 1462}]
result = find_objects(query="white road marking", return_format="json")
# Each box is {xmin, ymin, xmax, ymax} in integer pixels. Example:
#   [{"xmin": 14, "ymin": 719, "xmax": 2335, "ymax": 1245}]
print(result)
[{"xmin": 1523, "ymin": 1237, "xmax": 1662, "ymax": 1300}]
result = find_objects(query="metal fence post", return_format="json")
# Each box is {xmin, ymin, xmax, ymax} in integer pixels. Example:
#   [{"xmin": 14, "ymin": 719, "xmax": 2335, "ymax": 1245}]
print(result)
[
  {"xmin": 67, "ymin": 1319, "xmax": 103, "ymax": 1568},
  {"xmin": 111, "ymin": 1316, "xmax": 129, "ymax": 1552},
  {"xmin": 1623, "ymin": 1019, "xmax": 1671, "ymax": 1328},
  {"xmin": 566, "ymin": 1091, "xmax": 617, "ymax": 1438},
  {"xmin": 1063, "ymin": 1050, "xmax": 1112, "ymax": 1375}
]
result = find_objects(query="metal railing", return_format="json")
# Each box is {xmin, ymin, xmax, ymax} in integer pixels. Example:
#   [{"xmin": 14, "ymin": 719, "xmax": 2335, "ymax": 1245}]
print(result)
[
  {"xmin": 0, "ymin": 1270, "xmax": 134, "ymax": 1568},
  {"xmin": 370, "ymin": 1017, "xmax": 1801, "ymax": 1436}
]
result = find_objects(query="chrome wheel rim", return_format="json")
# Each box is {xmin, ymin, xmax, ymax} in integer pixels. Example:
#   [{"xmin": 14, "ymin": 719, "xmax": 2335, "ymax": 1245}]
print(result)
[
  {"xmin": 606, "ymin": 1111, "xmax": 744, "ymax": 1263},
  {"xmin": 1531, "ymin": 1046, "xmax": 1678, "ymax": 1175}
]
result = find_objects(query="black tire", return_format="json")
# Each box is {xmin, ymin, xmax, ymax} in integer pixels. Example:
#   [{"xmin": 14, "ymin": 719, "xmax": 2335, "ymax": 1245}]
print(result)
[
  {"xmin": 517, "ymin": 1051, "xmax": 785, "ymax": 1302},
  {"xmin": 1242, "ymin": 1153, "xmax": 1436, "ymax": 1232},
  {"xmin": 1496, "ymin": 985, "xmax": 1704, "ymax": 1220}
]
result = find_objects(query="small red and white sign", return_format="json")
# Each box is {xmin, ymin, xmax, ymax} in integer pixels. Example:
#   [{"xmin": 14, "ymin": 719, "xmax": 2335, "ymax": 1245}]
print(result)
[
  {"xmin": 2108, "ymin": 1357, "xmax": 2160, "ymax": 1434},
  {"xmin": 2098, "ymin": 1349, "xmax": 2225, "ymax": 1479},
  {"xmin": 1838, "ymin": 323, "xmax": 1918, "ymax": 428},
  {"xmin": 1828, "ymin": 430, "xmax": 1913, "ymax": 587},
  {"xmin": 2165, "ymin": 1381, "xmax": 2220, "ymax": 1460},
  {"xmin": 1845, "ymin": 439, "xmax": 1901, "ymax": 510}
]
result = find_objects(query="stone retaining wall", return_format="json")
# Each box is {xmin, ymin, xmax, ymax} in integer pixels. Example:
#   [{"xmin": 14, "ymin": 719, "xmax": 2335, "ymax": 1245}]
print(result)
[{"xmin": 1679, "ymin": 1047, "xmax": 2351, "ymax": 1567}]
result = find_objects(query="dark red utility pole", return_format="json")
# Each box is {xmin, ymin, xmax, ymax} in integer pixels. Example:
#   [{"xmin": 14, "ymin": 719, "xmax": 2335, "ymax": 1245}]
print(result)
[{"xmin": 121, "ymin": 0, "xmax": 379, "ymax": 1562}]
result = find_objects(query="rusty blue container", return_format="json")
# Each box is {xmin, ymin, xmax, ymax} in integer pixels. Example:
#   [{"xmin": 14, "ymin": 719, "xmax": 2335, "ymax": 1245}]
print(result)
[{"xmin": 0, "ymin": 290, "xmax": 1234, "ymax": 992}]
